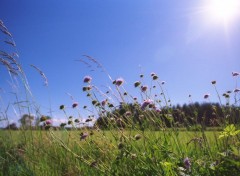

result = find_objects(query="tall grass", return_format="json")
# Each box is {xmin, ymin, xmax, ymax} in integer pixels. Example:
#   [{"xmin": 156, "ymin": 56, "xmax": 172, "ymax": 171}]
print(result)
[{"xmin": 0, "ymin": 20, "xmax": 240, "ymax": 176}]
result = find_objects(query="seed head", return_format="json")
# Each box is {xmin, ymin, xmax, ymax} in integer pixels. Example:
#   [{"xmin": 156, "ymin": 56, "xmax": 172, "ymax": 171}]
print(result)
[
  {"xmin": 115, "ymin": 78, "xmax": 124, "ymax": 86},
  {"xmin": 134, "ymin": 81, "xmax": 141, "ymax": 87},
  {"xmin": 141, "ymin": 85, "xmax": 148, "ymax": 92},
  {"xmin": 152, "ymin": 75, "xmax": 158, "ymax": 80},
  {"xmin": 204, "ymin": 94, "xmax": 210, "ymax": 99},
  {"xmin": 234, "ymin": 88, "xmax": 240, "ymax": 93},
  {"xmin": 40, "ymin": 116, "xmax": 47, "ymax": 122},
  {"xmin": 72, "ymin": 102, "xmax": 78, "ymax": 108},
  {"xmin": 82, "ymin": 85, "xmax": 92, "ymax": 91},
  {"xmin": 74, "ymin": 119, "xmax": 80, "ymax": 123},
  {"xmin": 232, "ymin": 72, "xmax": 240, "ymax": 77},
  {"xmin": 60, "ymin": 123, "xmax": 66, "ymax": 127},
  {"xmin": 118, "ymin": 142, "xmax": 124, "ymax": 149},
  {"xmin": 211, "ymin": 80, "xmax": 216, "ymax": 84},
  {"xmin": 59, "ymin": 105, "xmax": 65, "ymax": 110}
]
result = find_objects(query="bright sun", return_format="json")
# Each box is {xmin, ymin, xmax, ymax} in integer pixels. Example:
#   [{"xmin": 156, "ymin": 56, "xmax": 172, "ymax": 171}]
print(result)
[{"xmin": 207, "ymin": 0, "xmax": 240, "ymax": 22}]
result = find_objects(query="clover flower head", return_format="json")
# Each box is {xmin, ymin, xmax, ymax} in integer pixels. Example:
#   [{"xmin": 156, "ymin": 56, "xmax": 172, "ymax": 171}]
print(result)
[
  {"xmin": 45, "ymin": 119, "xmax": 52, "ymax": 125},
  {"xmin": 115, "ymin": 78, "xmax": 124, "ymax": 86},
  {"xmin": 83, "ymin": 76, "xmax": 92, "ymax": 83},
  {"xmin": 141, "ymin": 99, "xmax": 153, "ymax": 110},
  {"xmin": 184, "ymin": 157, "xmax": 191, "ymax": 170},
  {"xmin": 141, "ymin": 85, "xmax": 148, "ymax": 92}
]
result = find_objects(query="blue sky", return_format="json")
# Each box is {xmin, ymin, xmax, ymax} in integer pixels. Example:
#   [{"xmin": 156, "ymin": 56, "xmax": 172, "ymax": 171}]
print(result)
[{"xmin": 1, "ymin": 0, "xmax": 240, "ymax": 125}]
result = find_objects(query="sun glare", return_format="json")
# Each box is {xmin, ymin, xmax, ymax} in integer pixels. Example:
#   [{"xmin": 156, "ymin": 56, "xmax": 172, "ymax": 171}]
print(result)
[{"xmin": 208, "ymin": 0, "xmax": 240, "ymax": 22}]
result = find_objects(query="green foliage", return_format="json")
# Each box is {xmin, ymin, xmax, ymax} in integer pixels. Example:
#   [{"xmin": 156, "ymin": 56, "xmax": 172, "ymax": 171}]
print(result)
[{"xmin": 219, "ymin": 124, "xmax": 240, "ymax": 139}]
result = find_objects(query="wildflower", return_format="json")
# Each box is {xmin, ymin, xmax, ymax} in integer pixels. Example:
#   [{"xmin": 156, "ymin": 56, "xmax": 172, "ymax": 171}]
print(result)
[
  {"xmin": 204, "ymin": 94, "xmax": 210, "ymax": 99},
  {"xmin": 115, "ymin": 78, "xmax": 124, "ymax": 86},
  {"xmin": 134, "ymin": 134, "xmax": 141, "ymax": 140},
  {"xmin": 183, "ymin": 157, "xmax": 191, "ymax": 170},
  {"xmin": 141, "ymin": 99, "xmax": 153, "ymax": 110},
  {"xmin": 232, "ymin": 72, "xmax": 240, "ymax": 76},
  {"xmin": 234, "ymin": 88, "xmax": 240, "ymax": 93},
  {"xmin": 134, "ymin": 81, "xmax": 141, "ymax": 87},
  {"xmin": 45, "ymin": 119, "xmax": 52, "ymax": 125},
  {"xmin": 72, "ymin": 102, "xmax": 78, "ymax": 108},
  {"xmin": 80, "ymin": 132, "xmax": 88, "ymax": 141},
  {"xmin": 141, "ymin": 85, "xmax": 148, "ymax": 92},
  {"xmin": 83, "ymin": 76, "xmax": 92, "ymax": 83},
  {"xmin": 59, "ymin": 105, "xmax": 65, "ymax": 110},
  {"xmin": 155, "ymin": 108, "xmax": 161, "ymax": 113},
  {"xmin": 211, "ymin": 80, "xmax": 216, "ymax": 84},
  {"xmin": 101, "ymin": 100, "xmax": 107, "ymax": 106}
]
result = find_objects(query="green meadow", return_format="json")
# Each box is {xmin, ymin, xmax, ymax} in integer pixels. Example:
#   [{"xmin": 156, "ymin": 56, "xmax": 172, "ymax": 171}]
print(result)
[{"xmin": 0, "ymin": 17, "xmax": 240, "ymax": 176}]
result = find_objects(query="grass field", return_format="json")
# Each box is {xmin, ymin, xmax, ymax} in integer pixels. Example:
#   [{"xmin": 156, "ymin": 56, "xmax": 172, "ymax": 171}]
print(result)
[
  {"xmin": 1, "ymin": 19, "xmax": 240, "ymax": 175},
  {"xmin": 1, "ymin": 128, "xmax": 239, "ymax": 176}
]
